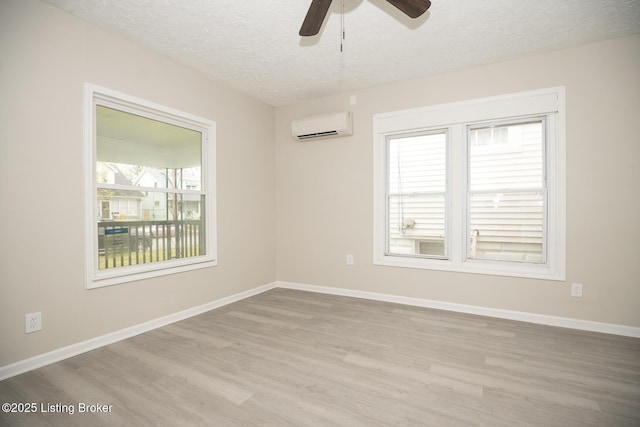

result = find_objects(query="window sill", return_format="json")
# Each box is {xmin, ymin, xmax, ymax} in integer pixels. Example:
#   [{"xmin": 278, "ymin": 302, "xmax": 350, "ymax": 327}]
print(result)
[
  {"xmin": 87, "ymin": 257, "xmax": 217, "ymax": 289},
  {"xmin": 374, "ymin": 254, "xmax": 565, "ymax": 281}
]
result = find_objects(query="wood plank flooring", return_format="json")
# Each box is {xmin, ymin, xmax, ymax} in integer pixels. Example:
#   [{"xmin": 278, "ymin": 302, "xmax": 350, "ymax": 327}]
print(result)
[{"xmin": 1, "ymin": 288, "xmax": 639, "ymax": 426}]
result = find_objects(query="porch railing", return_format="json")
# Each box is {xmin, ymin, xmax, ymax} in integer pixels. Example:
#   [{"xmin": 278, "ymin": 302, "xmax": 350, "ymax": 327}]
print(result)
[{"xmin": 98, "ymin": 220, "xmax": 204, "ymax": 269}]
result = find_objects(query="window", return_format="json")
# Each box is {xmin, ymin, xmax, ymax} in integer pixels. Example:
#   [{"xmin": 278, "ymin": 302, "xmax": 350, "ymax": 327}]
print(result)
[
  {"xmin": 467, "ymin": 119, "xmax": 545, "ymax": 263},
  {"xmin": 387, "ymin": 131, "xmax": 448, "ymax": 258},
  {"xmin": 373, "ymin": 87, "xmax": 565, "ymax": 280},
  {"xmin": 84, "ymin": 84, "xmax": 217, "ymax": 288}
]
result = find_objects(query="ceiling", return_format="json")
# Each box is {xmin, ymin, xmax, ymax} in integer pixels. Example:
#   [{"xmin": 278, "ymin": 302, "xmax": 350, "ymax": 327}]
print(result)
[{"xmin": 42, "ymin": 0, "xmax": 640, "ymax": 107}]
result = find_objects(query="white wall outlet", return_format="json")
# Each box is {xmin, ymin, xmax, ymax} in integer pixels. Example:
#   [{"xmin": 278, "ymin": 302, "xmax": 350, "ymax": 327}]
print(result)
[
  {"xmin": 346, "ymin": 254, "xmax": 354, "ymax": 265},
  {"xmin": 25, "ymin": 312, "xmax": 42, "ymax": 333},
  {"xmin": 571, "ymin": 283, "xmax": 583, "ymax": 297}
]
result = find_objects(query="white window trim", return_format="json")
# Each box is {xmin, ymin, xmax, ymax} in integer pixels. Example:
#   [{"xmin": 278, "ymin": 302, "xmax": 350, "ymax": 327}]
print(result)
[
  {"xmin": 84, "ymin": 83, "xmax": 217, "ymax": 289},
  {"xmin": 373, "ymin": 87, "xmax": 566, "ymax": 281}
]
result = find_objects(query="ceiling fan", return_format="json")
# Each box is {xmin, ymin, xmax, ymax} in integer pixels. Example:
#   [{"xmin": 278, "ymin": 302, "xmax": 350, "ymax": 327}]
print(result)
[{"xmin": 300, "ymin": 0, "xmax": 432, "ymax": 36}]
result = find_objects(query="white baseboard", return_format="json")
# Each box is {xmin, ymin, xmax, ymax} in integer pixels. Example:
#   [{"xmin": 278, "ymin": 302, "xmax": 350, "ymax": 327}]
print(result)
[
  {"xmin": 276, "ymin": 281, "xmax": 640, "ymax": 339},
  {"xmin": 3, "ymin": 280, "xmax": 638, "ymax": 381},
  {"xmin": 0, "ymin": 282, "xmax": 277, "ymax": 381}
]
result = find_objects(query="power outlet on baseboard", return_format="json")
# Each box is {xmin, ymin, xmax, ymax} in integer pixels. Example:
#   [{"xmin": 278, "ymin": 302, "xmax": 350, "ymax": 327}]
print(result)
[
  {"xmin": 571, "ymin": 283, "xmax": 583, "ymax": 298},
  {"xmin": 26, "ymin": 312, "xmax": 42, "ymax": 334}
]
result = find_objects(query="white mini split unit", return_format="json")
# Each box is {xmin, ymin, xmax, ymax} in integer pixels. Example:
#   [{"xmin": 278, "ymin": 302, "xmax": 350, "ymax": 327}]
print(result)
[{"xmin": 291, "ymin": 111, "xmax": 353, "ymax": 141}]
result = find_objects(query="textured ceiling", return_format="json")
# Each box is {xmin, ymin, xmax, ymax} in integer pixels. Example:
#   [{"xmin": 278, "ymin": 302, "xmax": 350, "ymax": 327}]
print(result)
[{"xmin": 41, "ymin": 0, "xmax": 640, "ymax": 106}]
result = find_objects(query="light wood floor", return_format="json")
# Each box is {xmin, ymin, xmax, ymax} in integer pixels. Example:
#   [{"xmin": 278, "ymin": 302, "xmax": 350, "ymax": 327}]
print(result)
[{"xmin": 1, "ymin": 288, "xmax": 639, "ymax": 426}]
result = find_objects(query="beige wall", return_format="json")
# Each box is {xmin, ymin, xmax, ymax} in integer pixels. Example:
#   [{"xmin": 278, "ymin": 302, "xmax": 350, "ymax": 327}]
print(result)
[
  {"xmin": 276, "ymin": 35, "xmax": 640, "ymax": 327},
  {"xmin": 0, "ymin": 0, "xmax": 276, "ymax": 365},
  {"xmin": 1, "ymin": 0, "xmax": 639, "ymax": 369}
]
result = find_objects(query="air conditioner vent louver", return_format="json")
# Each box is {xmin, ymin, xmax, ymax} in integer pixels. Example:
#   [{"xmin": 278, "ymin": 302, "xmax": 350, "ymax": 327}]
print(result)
[
  {"xmin": 292, "ymin": 112, "xmax": 352, "ymax": 141},
  {"xmin": 297, "ymin": 130, "xmax": 339, "ymax": 140}
]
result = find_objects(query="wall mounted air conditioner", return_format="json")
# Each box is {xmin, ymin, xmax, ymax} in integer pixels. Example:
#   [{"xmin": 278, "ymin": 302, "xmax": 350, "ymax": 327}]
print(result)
[{"xmin": 291, "ymin": 111, "xmax": 353, "ymax": 141}]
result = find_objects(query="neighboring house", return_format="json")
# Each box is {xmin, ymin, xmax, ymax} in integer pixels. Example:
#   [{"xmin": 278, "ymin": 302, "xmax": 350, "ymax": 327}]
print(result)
[
  {"xmin": 96, "ymin": 163, "xmax": 145, "ymax": 221},
  {"xmin": 135, "ymin": 168, "xmax": 169, "ymax": 221},
  {"xmin": 389, "ymin": 121, "xmax": 544, "ymax": 263},
  {"xmin": 135, "ymin": 167, "xmax": 202, "ymax": 221}
]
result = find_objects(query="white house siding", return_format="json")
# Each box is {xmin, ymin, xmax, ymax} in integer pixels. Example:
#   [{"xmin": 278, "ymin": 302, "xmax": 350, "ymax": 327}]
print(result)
[
  {"xmin": 388, "ymin": 121, "xmax": 544, "ymax": 262},
  {"xmin": 469, "ymin": 121, "xmax": 544, "ymax": 262},
  {"xmin": 388, "ymin": 132, "xmax": 446, "ymax": 256}
]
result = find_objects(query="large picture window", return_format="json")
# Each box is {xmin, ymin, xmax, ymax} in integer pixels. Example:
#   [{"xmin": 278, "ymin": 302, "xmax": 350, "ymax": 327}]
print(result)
[
  {"xmin": 373, "ymin": 88, "xmax": 565, "ymax": 280},
  {"xmin": 85, "ymin": 84, "xmax": 217, "ymax": 288}
]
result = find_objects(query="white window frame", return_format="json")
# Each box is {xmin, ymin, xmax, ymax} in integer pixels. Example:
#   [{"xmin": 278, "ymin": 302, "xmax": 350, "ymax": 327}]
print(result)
[
  {"xmin": 373, "ymin": 87, "xmax": 565, "ymax": 281},
  {"xmin": 84, "ymin": 83, "xmax": 217, "ymax": 289}
]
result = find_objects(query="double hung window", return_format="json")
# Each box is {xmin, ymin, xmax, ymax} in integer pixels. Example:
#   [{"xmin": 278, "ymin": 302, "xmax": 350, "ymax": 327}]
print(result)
[
  {"xmin": 374, "ymin": 88, "xmax": 565, "ymax": 280},
  {"xmin": 84, "ymin": 84, "xmax": 217, "ymax": 288},
  {"xmin": 387, "ymin": 131, "xmax": 448, "ymax": 258}
]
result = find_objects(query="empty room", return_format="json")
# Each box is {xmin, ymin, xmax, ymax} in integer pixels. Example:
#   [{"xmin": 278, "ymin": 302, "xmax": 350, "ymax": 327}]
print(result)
[{"xmin": 1, "ymin": 0, "xmax": 639, "ymax": 425}]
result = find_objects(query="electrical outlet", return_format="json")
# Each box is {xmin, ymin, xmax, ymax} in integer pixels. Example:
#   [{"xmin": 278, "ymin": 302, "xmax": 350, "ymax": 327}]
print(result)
[
  {"xmin": 25, "ymin": 312, "xmax": 42, "ymax": 334},
  {"xmin": 346, "ymin": 254, "xmax": 354, "ymax": 265},
  {"xmin": 571, "ymin": 283, "xmax": 583, "ymax": 297}
]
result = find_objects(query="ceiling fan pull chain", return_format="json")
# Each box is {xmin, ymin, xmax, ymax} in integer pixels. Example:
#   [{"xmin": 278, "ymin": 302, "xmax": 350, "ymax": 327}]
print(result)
[{"xmin": 340, "ymin": 0, "xmax": 345, "ymax": 52}]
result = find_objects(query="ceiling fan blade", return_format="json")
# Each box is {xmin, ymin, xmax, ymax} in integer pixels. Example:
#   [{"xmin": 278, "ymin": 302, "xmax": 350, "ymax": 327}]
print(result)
[
  {"xmin": 300, "ymin": 0, "xmax": 333, "ymax": 36},
  {"xmin": 385, "ymin": 0, "xmax": 431, "ymax": 18}
]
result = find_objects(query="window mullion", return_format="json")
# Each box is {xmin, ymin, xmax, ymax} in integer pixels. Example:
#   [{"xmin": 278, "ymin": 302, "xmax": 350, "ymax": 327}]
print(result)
[{"xmin": 449, "ymin": 124, "xmax": 465, "ymax": 266}]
